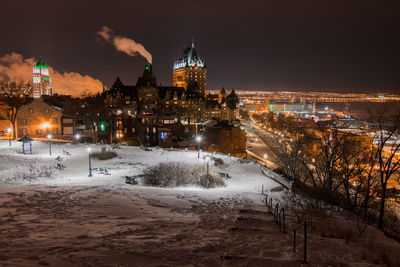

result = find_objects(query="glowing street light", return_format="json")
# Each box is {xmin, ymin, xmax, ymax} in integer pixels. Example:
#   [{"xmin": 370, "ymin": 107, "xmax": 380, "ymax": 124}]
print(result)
[
  {"xmin": 7, "ymin": 128, "xmax": 11, "ymax": 146},
  {"xmin": 41, "ymin": 122, "xmax": 51, "ymax": 130},
  {"xmin": 47, "ymin": 134, "xmax": 52, "ymax": 155},
  {"xmin": 75, "ymin": 134, "xmax": 80, "ymax": 144},
  {"xmin": 205, "ymin": 155, "xmax": 210, "ymax": 188},
  {"xmin": 196, "ymin": 135, "xmax": 202, "ymax": 159},
  {"xmin": 87, "ymin": 147, "xmax": 92, "ymax": 177}
]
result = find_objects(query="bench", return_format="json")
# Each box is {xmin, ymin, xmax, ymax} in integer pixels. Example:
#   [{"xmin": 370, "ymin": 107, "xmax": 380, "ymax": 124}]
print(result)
[
  {"xmin": 98, "ymin": 167, "xmax": 111, "ymax": 175},
  {"xmin": 56, "ymin": 163, "xmax": 66, "ymax": 170},
  {"xmin": 125, "ymin": 176, "xmax": 138, "ymax": 185},
  {"xmin": 218, "ymin": 172, "xmax": 232, "ymax": 179}
]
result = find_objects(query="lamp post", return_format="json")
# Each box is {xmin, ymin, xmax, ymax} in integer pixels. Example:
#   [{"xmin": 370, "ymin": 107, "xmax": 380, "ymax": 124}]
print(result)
[
  {"xmin": 47, "ymin": 134, "xmax": 52, "ymax": 156},
  {"xmin": 196, "ymin": 135, "xmax": 202, "ymax": 158},
  {"xmin": 75, "ymin": 134, "xmax": 80, "ymax": 144},
  {"xmin": 87, "ymin": 147, "xmax": 92, "ymax": 177},
  {"xmin": 7, "ymin": 128, "xmax": 11, "ymax": 146},
  {"xmin": 205, "ymin": 155, "xmax": 210, "ymax": 188}
]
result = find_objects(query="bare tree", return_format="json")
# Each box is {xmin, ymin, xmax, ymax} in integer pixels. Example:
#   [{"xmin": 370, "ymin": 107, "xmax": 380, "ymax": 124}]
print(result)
[
  {"xmin": 336, "ymin": 134, "xmax": 370, "ymax": 210},
  {"xmin": 264, "ymin": 129, "xmax": 312, "ymax": 181},
  {"xmin": 368, "ymin": 107, "xmax": 400, "ymax": 229},
  {"xmin": 0, "ymin": 80, "xmax": 32, "ymax": 139},
  {"xmin": 359, "ymin": 150, "xmax": 380, "ymax": 222},
  {"xmin": 299, "ymin": 127, "xmax": 345, "ymax": 200}
]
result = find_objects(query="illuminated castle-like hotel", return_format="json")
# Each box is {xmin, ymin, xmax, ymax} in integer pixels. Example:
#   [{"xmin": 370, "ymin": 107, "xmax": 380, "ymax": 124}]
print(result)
[
  {"xmin": 173, "ymin": 41, "xmax": 206, "ymax": 96},
  {"xmin": 32, "ymin": 58, "xmax": 53, "ymax": 98}
]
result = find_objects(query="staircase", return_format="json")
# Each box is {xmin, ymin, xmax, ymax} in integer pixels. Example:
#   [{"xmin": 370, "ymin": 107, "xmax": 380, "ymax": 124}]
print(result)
[{"xmin": 215, "ymin": 206, "xmax": 301, "ymax": 266}]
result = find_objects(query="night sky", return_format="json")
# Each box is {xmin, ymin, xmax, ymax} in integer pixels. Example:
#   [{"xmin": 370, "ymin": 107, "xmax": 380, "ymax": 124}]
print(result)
[{"xmin": 1, "ymin": 0, "xmax": 399, "ymax": 93}]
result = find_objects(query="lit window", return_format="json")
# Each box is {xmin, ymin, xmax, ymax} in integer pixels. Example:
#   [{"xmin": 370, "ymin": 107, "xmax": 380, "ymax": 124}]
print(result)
[{"xmin": 63, "ymin": 118, "xmax": 73, "ymax": 123}]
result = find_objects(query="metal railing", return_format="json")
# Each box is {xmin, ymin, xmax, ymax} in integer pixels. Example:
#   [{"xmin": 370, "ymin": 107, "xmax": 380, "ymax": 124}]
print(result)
[
  {"xmin": 262, "ymin": 185, "xmax": 308, "ymax": 263},
  {"xmin": 278, "ymin": 207, "xmax": 286, "ymax": 233},
  {"xmin": 293, "ymin": 221, "xmax": 308, "ymax": 264},
  {"xmin": 272, "ymin": 202, "xmax": 286, "ymax": 234},
  {"xmin": 263, "ymin": 192, "xmax": 273, "ymax": 211},
  {"xmin": 274, "ymin": 203, "xmax": 279, "ymax": 221}
]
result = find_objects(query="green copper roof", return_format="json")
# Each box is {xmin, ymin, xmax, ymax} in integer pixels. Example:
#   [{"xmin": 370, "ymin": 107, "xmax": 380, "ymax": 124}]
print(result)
[{"xmin": 33, "ymin": 58, "xmax": 48, "ymax": 69}]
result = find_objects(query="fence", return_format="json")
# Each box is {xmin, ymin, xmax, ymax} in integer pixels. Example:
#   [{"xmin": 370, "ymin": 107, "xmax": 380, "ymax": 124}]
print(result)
[
  {"xmin": 262, "ymin": 185, "xmax": 308, "ymax": 264},
  {"xmin": 261, "ymin": 166, "xmax": 293, "ymax": 189},
  {"xmin": 293, "ymin": 221, "xmax": 308, "ymax": 264}
]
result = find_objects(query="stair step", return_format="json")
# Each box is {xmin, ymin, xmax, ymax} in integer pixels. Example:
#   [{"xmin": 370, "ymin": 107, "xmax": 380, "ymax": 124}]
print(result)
[{"xmin": 220, "ymin": 255, "xmax": 298, "ymax": 266}]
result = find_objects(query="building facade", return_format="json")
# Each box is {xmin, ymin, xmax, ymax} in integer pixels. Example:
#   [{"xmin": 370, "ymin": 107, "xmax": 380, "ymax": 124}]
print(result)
[
  {"xmin": 32, "ymin": 58, "xmax": 53, "ymax": 98},
  {"xmin": 17, "ymin": 100, "xmax": 62, "ymax": 138}
]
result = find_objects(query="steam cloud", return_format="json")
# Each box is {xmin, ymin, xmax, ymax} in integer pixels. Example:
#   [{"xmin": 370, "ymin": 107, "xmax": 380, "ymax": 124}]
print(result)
[
  {"xmin": 97, "ymin": 26, "xmax": 152, "ymax": 64},
  {"xmin": 0, "ymin": 53, "xmax": 103, "ymax": 97}
]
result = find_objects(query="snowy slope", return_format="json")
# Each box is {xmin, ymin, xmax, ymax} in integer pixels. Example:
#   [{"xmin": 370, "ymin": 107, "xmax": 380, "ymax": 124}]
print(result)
[{"xmin": 1, "ymin": 141, "xmax": 400, "ymax": 266}]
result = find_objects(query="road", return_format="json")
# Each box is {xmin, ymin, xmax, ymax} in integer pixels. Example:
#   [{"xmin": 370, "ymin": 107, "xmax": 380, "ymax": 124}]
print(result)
[{"xmin": 242, "ymin": 119, "xmax": 277, "ymax": 169}]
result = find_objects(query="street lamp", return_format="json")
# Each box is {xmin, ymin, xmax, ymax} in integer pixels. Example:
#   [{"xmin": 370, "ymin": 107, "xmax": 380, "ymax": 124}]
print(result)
[
  {"xmin": 205, "ymin": 155, "xmax": 210, "ymax": 188},
  {"xmin": 196, "ymin": 135, "xmax": 202, "ymax": 159},
  {"xmin": 7, "ymin": 128, "xmax": 11, "ymax": 146},
  {"xmin": 87, "ymin": 147, "xmax": 92, "ymax": 177},
  {"xmin": 75, "ymin": 134, "xmax": 80, "ymax": 144},
  {"xmin": 47, "ymin": 134, "xmax": 52, "ymax": 156}
]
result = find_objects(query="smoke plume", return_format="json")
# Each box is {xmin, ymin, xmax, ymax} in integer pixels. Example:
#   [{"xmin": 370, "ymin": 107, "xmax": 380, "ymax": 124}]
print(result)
[
  {"xmin": 0, "ymin": 52, "xmax": 103, "ymax": 97},
  {"xmin": 97, "ymin": 26, "xmax": 152, "ymax": 64}
]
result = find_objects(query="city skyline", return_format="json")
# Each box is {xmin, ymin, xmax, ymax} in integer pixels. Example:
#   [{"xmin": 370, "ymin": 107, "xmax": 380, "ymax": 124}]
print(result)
[{"xmin": 0, "ymin": 0, "xmax": 399, "ymax": 94}]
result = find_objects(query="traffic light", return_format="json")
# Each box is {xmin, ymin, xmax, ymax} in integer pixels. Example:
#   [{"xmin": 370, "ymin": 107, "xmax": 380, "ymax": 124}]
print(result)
[{"xmin": 100, "ymin": 122, "xmax": 105, "ymax": 131}]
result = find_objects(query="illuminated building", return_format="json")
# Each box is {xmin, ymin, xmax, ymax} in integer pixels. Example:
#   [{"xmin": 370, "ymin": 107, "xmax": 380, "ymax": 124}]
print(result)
[
  {"xmin": 173, "ymin": 41, "xmax": 206, "ymax": 96},
  {"xmin": 106, "ymin": 65, "xmax": 240, "ymax": 146},
  {"xmin": 16, "ymin": 100, "xmax": 62, "ymax": 138},
  {"xmin": 32, "ymin": 58, "xmax": 53, "ymax": 98},
  {"xmin": 218, "ymin": 87, "xmax": 227, "ymax": 104}
]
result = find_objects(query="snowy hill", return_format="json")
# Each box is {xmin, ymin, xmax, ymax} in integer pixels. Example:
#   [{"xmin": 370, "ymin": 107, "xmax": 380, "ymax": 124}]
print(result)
[{"xmin": 1, "ymin": 140, "xmax": 400, "ymax": 266}]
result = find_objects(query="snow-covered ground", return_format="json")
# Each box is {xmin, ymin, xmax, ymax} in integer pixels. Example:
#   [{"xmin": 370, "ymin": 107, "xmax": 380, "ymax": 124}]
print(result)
[
  {"xmin": 1, "ymin": 140, "xmax": 400, "ymax": 266},
  {"xmin": 0, "ymin": 140, "xmax": 279, "ymax": 196},
  {"xmin": 0, "ymin": 140, "xmax": 287, "ymax": 266}
]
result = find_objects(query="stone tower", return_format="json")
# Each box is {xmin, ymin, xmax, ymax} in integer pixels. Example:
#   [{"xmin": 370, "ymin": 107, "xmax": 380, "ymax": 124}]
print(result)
[
  {"xmin": 32, "ymin": 58, "xmax": 53, "ymax": 98},
  {"xmin": 173, "ymin": 41, "xmax": 206, "ymax": 96}
]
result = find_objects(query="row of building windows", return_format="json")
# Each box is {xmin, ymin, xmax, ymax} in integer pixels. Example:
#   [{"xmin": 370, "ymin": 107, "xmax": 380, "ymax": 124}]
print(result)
[
  {"xmin": 35, "ymin": 128, "xmax": 59, "ymax": 135},
  {"xmin": 33, "ymin": 68, "xmax": 49, "ymax": 75},
  {"xmin": 63, "ymin": 118, "xmax": 73, "ymax": 124},
  {"xmin": 21, "ymin": 118, "xmax": 59, "ymax": 125},
  {"xmin": 146, "ymin": 127, "xmax": 157, "ymax": 133},
  {"xmin": 161, "ymin": 119, "xmax": 177, "ymax": 124},
  {"xmin": 29, "ymin": 107, "xmax": 54, "ymax": 114}
]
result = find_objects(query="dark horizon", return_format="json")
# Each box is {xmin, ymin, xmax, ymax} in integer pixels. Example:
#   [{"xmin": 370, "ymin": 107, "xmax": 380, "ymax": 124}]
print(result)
[{"xmin": 1, "ymin": 0, "xmax": 399, "ymax": 94}]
